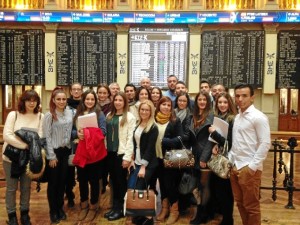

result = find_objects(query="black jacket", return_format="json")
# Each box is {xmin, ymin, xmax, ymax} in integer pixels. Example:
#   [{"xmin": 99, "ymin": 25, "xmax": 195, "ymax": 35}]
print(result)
[
  {"xmin": 161, "ymin": 117, "xmax": 184, "ymax": 155},
  {"xmin": 189, "ymin": 113, "xmax": 215, "ymax": 169},
  {"xmin": 133, "ymin": 124, "xmax": 159, "ymax": 169},
  {"xmin": 5, "ymin": 129, "xmax": 44, "ymax": 178}
]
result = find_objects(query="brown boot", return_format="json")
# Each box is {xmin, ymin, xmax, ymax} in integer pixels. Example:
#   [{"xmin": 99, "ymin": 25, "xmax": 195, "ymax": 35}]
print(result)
[
  {"xmin": 78, "ymin": 201, "xmax": 89, "ymax": 221},
  {"xmin": 83, "ymin": 202, "xmax": 99, "ymax": 222},
  {"xmin": 156, "ymin": 198, "xmax": 169, "ymax": 221},
  {"xmin": 166, "ymin": 201, "xmax": 179, "ymax": 225}
]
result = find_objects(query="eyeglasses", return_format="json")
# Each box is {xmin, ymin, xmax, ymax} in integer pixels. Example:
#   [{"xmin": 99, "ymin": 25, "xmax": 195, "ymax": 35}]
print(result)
[
  {"xmin": 72, "ymin": 88, "xmax": 82, "ymax": 91},
  {"xmin": 178, "ymin": 99, "xmax": 187, "ymax": 103},
  {"xmin": 140, "ymin": 108, "xmax": 150, "ymax": 112}
]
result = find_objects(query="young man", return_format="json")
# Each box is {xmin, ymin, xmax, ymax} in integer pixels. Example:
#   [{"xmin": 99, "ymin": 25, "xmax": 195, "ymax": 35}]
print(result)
[
  {"xmin": 66, "ymin": 82, "xmax": 83, "ymax": 208},
  {"xmin": 229, "ymin": 83, "xmax": 271, "ymax": 225},
  {"xmin": 164, "ymin": 75, "xmax": 178, "ymax": 103},
  {"xmin": 124, "ymin": 83, "xmax": 136, "ymax": 104}
]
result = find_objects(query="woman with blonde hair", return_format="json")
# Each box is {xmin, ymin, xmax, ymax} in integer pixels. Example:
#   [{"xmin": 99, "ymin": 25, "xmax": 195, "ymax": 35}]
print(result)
[{"xmin": 128, "ymin": 100, "xmax": 159, "ymax": 225}]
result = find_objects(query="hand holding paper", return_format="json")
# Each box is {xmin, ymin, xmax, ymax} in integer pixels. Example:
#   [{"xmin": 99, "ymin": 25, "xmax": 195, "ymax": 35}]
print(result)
[{"xmin": 208, "ymin": 117, "xmax": 229, "ymax": 143}]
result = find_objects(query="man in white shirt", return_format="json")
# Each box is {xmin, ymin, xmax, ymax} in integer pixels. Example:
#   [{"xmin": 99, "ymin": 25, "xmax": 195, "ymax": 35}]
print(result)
[{"xmin": 229, "ymin": 83, "xmax": 271, "ymax": 225}]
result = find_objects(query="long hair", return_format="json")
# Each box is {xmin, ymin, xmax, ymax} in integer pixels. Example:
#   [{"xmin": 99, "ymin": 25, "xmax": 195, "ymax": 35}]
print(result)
[
  {"xmin": 214, "ymin": 92, "xmax": 237, "ymax": 123},
  {"xmin": 151, "ymin": 87, "xmax": 163, "ymax": 106},
  {"xmin": 138, "ymin": 100, "xmax": 156, "ymax": 133},
  {"xmin": 155, "ymin": 96, "xmax": 177, "ymax": 123},
  {"xmin": 107, "ymin": 92, "xmax": 129, "ymax": 127},
  {"xmin": 18, "ymin": 89, "xmax": 41, "ymax": 114},
  {"xmin": 49, "ymin": 87, "xmax": 67, "ymax": 120},
  {"xmin": 193, "ymin": 91, "xmax": 211, "ymax": 128},
  {"xmin": 73, "ymin": 90, "xmax": 101, "ymax": 124},
  {"xmin": 97, "ymin": 83, "xmax": 111, "ymax": 99},
  {"xmin": 135, "ymin": 87, "xmax": 151, "ymax": 102},
  {"xmin": 174, "ymin": 92, "xmax": 191, "ymax": 111}
]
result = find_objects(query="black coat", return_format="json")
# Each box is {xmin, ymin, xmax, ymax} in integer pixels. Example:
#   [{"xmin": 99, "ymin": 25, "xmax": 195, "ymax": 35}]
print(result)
[
  {"xmin": 189, "ymin": 112, "xmax": 215, "ymax": 169},
  {"xmin": 4, "ymin": 129, "xmax": 44, "ymax": 178},
  {"xmin": 161, "ymin": 117, "xmax": 184, "ymax": 155},
  {"xmin": 210, "ymin": 114, "xmax": 234, "ymax": 151},
  {"xmin": 133, "ymin": 124, "xmax": 159, "ymax": 169}
]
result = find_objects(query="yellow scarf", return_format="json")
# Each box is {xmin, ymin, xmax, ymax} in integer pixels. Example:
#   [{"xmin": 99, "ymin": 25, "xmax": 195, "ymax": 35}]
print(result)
[{"xmin": 156, "ymin": 111, "xmax": 171, "ymax": 124}]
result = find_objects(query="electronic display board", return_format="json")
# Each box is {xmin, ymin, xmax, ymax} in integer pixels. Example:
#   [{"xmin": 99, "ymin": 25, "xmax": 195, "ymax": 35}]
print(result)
[
  {"xmin": 201, "ymin": 30, "xmax": 265, "ymax": 88},
  {"xmin": 0, "ymin": 29, "xmax": 44, "ymax": 85},
  {"xmin": 129, "ymin": 28, "xmax": 188, "ymax": 88},
  {"xmin": 56, "ymin": 30, "xmax": 115, "ymax": 86}
]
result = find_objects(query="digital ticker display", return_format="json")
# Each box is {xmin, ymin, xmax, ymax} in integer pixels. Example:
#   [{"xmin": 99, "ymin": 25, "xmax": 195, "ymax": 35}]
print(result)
[{"xmin": 1, "ymin": 11, "xmax": 300, "ymax": 24}]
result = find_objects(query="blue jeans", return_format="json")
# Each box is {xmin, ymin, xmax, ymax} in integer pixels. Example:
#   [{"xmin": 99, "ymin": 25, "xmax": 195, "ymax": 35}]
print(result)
[{"xmin": 3, "ymin": 160, "xmax": 31, "ymax": 214}]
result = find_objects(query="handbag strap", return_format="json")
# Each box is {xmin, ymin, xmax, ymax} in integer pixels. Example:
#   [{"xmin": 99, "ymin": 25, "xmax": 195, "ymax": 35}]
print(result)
[
  {"xmin": 133, "ymin": 177, "xmax": 150, "ymax": 200},
  {"xmin": 220, "ymin": 140, "xmax": 228, "ymax": 156},
  {"xmin": 177, "ymin": 136, "xmax": 186, "ymax": 149}
]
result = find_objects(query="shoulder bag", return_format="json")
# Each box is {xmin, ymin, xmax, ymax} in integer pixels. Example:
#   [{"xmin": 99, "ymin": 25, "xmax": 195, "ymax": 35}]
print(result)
[
  {"xmin": 207, "ymin": 140, "xmax": 232, "ymax": 179},
  {"xmin": 163, "ymin": 136, "xmax": 195, "ymax": 169}
]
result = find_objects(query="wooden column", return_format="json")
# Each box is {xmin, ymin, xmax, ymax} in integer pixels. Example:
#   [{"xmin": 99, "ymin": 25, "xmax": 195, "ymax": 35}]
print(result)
[
  {"xmin": 188, "ymin": 24, "xmax": 202, "ymax": 94},
  {"xmin": 116, "ymin": 24, "xmax": 130, "ymax": 90},
  {"xmin": 44, "ymin": 23, "xmax": 58, "ymax": 91}
]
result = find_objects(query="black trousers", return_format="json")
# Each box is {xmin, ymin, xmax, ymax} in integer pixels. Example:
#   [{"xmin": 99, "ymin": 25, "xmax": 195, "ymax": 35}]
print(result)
[
  {"xmin": 65, "ymin": 166, "xmax": 76, "ymax": 200},
  {"xmin": 107, "ymin": 152, "xmax": 128, "ymax": 211},
  {"xmin": 47, "ymin": 147, "xmax": 70, "ymax": 214},
  {"xmin": 77, "ymin": 160, "xmax": 103, "ymax": 205}
]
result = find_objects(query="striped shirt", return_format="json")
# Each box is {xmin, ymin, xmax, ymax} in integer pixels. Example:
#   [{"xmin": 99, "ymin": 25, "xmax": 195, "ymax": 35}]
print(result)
[{"xmin": 43, "ymin": 109, "xmax": 73, "ymax": 160}]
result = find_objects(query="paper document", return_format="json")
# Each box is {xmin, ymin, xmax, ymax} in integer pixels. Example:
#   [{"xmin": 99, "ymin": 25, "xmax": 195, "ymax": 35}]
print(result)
[
  {"xmin": 78, "ymin": 112, "xmax": 98, "ymax": 128},
  {"xmin": 208, "ymin": 117, "xmax": 229, "ymax": 143}
]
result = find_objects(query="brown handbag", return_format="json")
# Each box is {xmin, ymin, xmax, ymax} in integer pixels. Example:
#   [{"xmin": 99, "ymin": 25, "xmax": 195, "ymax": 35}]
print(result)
[
  {"xmin": 163, "ymin": 137, "xmax": 195, "ymax": 169},
  {"xmin": 124, "ymin": 179, "xmax": 156, "ymax": 217}
]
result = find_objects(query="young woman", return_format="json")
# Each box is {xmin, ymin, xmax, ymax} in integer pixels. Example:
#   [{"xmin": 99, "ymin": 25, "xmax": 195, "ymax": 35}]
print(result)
[
  {"xmin": 43, "ymin": 87, "xmax": 74, "ymax": 224},
  {"xmin": 97, "ymin": 84, "xmax": 112, "ymax": 116},
  {"xmin": 150, "ymin": 87, "xmax": 163, "ymax": 108},
  {"xmin": 130, "ymin": 87, "xmax": 151, "ymax": 120},
  {"xmin": 208, "ymin": 92, "xmax": 237, "ymax": 225},
  {"xmin": 3, "ymin": 90, "xmax": 43, "ymax": 225},
  {"xmin": 189, "ymin": 91, "xmax": 215, "ymax": 224},
  {"xmin": 154, "ymin": 96, "xmax": 183, "ymax": 225},
  {"xmin": 128, "ymin": 100, "xmax": 159, "ymax": 225},
  {"xmin": 104, "ymin": 92, "xmax": 136, "ymax": 221},
  {"xmin": 72, "ymin": 90, "xmax": 106, "ymax": 222}
]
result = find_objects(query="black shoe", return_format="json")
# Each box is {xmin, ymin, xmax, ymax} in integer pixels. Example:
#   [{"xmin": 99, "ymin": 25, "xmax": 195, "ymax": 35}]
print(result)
[
  {"xmin": 20, "ymin": 211, "xmax": 31, "ymax": 225},
  {"xmin": 104, "ymin": 209, "xmax": 114, "ymax": 218},
  {"xmin": 107, "ymin": 210, "xmax": 124, "ymax": 221},
  {"xmin": 67, "ymin": 199, "xmax": 75, "ymax": 208},
  {"xmin": 132, "ymin": 216, "xmax": 146, "ymax": 225},
  {"xmin": 50, "ymin": 213, "xmax": 60, "ymax": 224},
  {"xmin": 57, "ymin": 209, "xmax": 67, "ymax": 220},
  {"xmin": 7, "ymin": 212, "xmax": 19, "ymax": 225},
  {"xmin": 142, "ymin": 218, "xmax": 153, "ymax": 225}
]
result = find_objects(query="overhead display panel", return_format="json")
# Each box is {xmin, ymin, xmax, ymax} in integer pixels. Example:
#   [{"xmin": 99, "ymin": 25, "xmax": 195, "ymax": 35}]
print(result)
[
  {"xmin": 129, "ymin": 28, "xmax": 188, "ymax": 88},
  {"xmin": 277, "ymin": 30, "xmax": 300, "ymax": 89},
  {"xmin": 201, "ymin": 30, "xmax": 265, "ymax": 88},
  {"xmin": 56, "ymin": 30, "xmax": 115, "ymax": 86},
  {"xmin": 0, "ymin": 29, "xmax": 44, "ymax": 85},
  {"xmin": 0, "ymin": 11, "xmax": 300, "ymax": 23}
]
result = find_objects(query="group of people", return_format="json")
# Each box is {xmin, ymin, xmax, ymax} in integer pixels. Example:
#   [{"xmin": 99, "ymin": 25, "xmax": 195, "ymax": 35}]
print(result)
[{"xmin": 2, "ymin": 75, "xmax": 271, "ymax": 225}]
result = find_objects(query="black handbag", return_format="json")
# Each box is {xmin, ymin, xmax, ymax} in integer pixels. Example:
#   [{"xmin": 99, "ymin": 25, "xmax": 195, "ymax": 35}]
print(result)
[
  {"xmin": 124, "ymin": 178, "xmax": 156, "ymax": 217},
  {"xmin": 178, "ymin": 171, "xmax": 198, "ymax": 195},
  {"xmin": 163, "ymin": 137, "xmax": 195, "ymax": 169}
]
